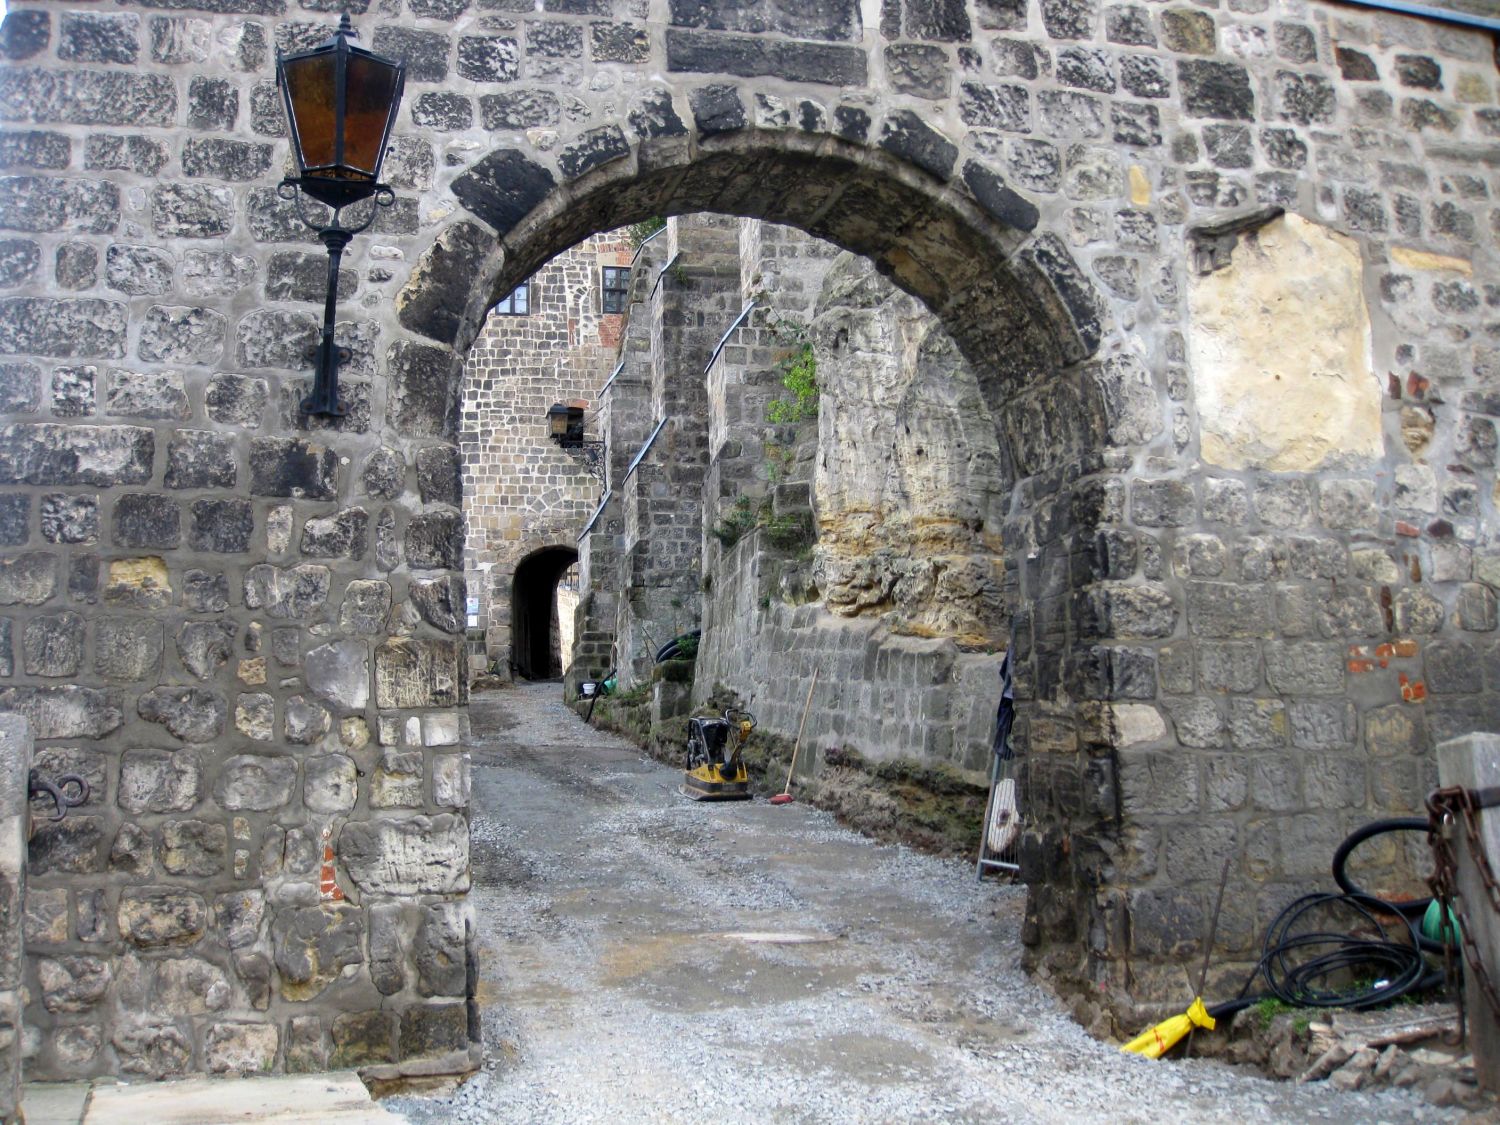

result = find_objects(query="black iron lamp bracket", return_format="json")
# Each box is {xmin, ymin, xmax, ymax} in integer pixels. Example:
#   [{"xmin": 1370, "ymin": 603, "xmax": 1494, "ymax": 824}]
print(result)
[
  {"xmin": 553, "ymin": 436, "xmax": 607, "ymax": 485},
  {"xmin": 277, "ymin": 180, "xmax": 396, "ymax": 418}
]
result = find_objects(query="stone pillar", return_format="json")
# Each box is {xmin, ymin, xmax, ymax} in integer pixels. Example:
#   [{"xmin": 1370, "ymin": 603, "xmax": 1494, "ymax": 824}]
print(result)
[
  {"xmin": 1437, "ymin": 733, "xmax": 1500, "ymax": 1093},
  {"xmin": 0, "ymin": 716, "xmax": 28, "ymax": 1125}
]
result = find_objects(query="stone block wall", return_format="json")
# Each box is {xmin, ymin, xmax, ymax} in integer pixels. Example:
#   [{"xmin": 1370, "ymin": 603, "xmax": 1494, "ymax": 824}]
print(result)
[
  {"xmin": 697, "ymin": 230, "xmax": 1009, "ymax": 769},
  {"xmin": 610, "ymin": 217, "xmax": 742, "ymax": 687},
  {"xmin": 0, "ymin": 363, "xmax": 479, "ymax": 1079},
  {"xmin": 0, "ymin": 716, "xmax": 28, "ymax": 1121},
  {"xmin": 460, "ymin": 230, "xmax": 628, "ymax": 676},
  {"xmin": 4, "ymin": 0, "xmax": 1500, "ymax": 1067}
]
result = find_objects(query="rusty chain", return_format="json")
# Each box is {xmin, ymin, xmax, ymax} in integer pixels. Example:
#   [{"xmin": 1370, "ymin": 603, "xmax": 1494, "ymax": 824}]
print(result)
[{"xmin": 1426, "ymin": 785, "xmax": 1500, "ymax": 1041}]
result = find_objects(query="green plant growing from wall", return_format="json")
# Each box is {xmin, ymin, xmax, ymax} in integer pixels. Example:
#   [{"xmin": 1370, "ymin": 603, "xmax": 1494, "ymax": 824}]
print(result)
[
  {"xmin": 712, "ymin": 496, "xmax": 759, "ymax": 549},
  {"xmin": 764, "ymin": 441, "xmax": 796, "ymax": 483},
  {"xmin": 627, "ymin": 216, "xmax": 665, "ymax": 248},
  {"xmin": 766, "ymin": 319, "xmax": 818, "ymax": 423}
]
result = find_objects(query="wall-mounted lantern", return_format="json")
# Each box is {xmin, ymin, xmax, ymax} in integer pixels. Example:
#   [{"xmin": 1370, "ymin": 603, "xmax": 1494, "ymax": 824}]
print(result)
[
  {"xmin": 546, "ymin": 401, "xmax": 606, "ymax": 484},
  {"xmin": 277, "ymin": 14, "xmax": 405, "ymax": 417}
]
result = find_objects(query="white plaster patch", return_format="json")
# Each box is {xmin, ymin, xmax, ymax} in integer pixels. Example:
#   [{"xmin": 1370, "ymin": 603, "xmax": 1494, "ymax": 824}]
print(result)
[{"xmin": 1188, "ymin": 213, "xmax": 1379, "ymax": 471}]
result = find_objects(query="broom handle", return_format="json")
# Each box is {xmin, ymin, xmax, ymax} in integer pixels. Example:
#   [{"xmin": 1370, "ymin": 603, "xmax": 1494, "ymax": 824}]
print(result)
[{"xmin": 783, "ymin": 668, "xmax": 819, "ymax": 794}]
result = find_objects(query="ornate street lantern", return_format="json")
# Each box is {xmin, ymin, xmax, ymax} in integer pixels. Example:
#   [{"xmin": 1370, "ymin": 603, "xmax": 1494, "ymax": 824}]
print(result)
[
  {"xmin": 546, "ymin": 402, "xmax": 605, "ymax": 483},
  {"xmin": 277, "ymin": 14, "xmax": 405, "ymax": 416}
]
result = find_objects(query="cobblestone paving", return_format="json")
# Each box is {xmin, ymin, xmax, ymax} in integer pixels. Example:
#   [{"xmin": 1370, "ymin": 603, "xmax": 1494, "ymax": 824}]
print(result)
[{"xmin": 391, "ymin": 684, "xmax": 1456, "ymax": 1125}]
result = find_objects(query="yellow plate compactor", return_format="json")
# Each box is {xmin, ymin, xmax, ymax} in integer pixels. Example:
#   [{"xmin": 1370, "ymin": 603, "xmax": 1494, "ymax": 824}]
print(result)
[{"xmin": 683, "ymin": 708, "xmax": 754, "ymax": 801}]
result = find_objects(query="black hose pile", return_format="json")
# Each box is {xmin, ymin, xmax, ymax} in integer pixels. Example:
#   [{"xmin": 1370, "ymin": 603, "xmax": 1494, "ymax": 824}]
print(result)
[{"xmin": 1204, "ymin": 818, "xmax": 1450, "ymax": 1023}]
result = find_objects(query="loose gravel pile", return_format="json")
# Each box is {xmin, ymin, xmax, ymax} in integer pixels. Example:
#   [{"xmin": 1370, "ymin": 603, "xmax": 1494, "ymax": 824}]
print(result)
[{"xmin": 389, "ymin": 684, "xmax": 1464, "ymax": 1125}]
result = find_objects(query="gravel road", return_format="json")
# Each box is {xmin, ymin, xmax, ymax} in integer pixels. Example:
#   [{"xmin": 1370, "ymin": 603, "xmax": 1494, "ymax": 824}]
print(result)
[{"xmin": 389, "ymin": 683, "xmax": 1458, "ymax": 1125}]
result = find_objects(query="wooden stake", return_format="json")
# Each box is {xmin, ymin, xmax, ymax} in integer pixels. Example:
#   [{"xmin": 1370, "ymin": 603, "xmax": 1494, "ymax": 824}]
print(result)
[{"xmin": 780, "ymin": 668, "xmax": 820, "ymax": 798}]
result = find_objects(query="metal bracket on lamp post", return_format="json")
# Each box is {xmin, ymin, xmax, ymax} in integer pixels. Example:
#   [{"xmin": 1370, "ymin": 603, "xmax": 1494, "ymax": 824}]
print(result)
[
  {"xmin": 557, "ymin": 438, "xmax": 607, "ymax": 485},
  {"xmin": 278, "ymin": 179, "xmax": 394, "ymax": 418}
]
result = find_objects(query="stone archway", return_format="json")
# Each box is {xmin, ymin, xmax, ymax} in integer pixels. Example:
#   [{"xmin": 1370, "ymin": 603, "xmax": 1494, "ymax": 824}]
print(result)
[
  {"xmin": 405, "ymin": 133, "xmax": 1118, "ymax": 1012},
  {"xmin": 511, "ymin": 545, "xmax": 578, "ymax": 681},
  {"xmin": 3, "ymin": 0, "xmax": 1495, "ymax": 1079}
]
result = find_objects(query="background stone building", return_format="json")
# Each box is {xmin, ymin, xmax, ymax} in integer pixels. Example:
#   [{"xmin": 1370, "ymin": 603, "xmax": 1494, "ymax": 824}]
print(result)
[
  {"xmin": 461, "ymin": 229, "xmax": 629, "ymax": 680},
  {"xmin": 0, "ymin": 0, "xmax": 1496, "ymax": 1086}
]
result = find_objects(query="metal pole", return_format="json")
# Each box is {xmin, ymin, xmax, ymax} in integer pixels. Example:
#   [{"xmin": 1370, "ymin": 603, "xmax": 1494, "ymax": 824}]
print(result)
[
  {"xmin": 1436, "ymin": 735, "xmax": 1500, "ymax": 1092},
  {"xmin": 303, "ymin": 227, "xmax": 351, "ymax": 417}
]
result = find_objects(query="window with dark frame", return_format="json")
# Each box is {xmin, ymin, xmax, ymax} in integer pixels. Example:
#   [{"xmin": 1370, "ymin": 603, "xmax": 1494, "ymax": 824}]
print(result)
[
  {"xmin": 601, "ymin": 267, "xmax": 629, "ymax": 314},
  {"xmin": 493, "ymin": 282, "xmax": 530, "ymax": 315}
]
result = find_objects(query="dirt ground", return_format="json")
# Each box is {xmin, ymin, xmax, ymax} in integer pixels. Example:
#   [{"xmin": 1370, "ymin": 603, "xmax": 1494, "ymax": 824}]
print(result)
[{"xmin": 389, "ymin": 683, "xmax": 1466, "ymax": 1124}]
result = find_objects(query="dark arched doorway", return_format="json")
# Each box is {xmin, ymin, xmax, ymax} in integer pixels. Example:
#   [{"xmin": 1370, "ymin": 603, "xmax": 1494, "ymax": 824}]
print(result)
[{"xmin": 512, "ymin": 547, "xmax": 579, "ymax": 680}]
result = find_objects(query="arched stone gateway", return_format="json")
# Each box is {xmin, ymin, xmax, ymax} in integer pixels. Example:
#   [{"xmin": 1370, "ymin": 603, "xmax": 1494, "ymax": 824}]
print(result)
[
  {"xmin": 0, "ymin": 0, "xmax": 1496, "ymax": 1081},
  {"xmin": 510, "ymin": 544, "xmax": 578, "ymax": 680}
]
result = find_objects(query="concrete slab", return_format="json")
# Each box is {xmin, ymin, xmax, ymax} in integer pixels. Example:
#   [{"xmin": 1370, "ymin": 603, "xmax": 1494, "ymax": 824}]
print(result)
[
  {"xmin": 82, "ymin": 1073, "xmax": 406, "ymax": 1125},
  {"xmin": 21, "ymin": 1080, "xmax": 92, "ymax": 1125}
]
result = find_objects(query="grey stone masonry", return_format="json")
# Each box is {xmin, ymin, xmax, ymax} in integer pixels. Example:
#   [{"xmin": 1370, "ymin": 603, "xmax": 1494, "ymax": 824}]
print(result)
[
  {"xmin": 0, "ymin": 716, "xmax": 28, "ymax": 1122},
  {"xmin": 460, "ymin": 229, "xmax": 628, "ymax": 678},
  {"xmin": 1, "ymin": 0, "xmax": 1498, "ymax": 1060}
]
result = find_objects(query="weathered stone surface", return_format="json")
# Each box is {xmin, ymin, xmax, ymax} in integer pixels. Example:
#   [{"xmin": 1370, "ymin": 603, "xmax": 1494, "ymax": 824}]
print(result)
[
  {"xmin": 204, "ymin": 1022, "xmax": 278, "ymax": 1075},
  {"xmin": 667, "ymin": 29, "xmax": 865, "ymax": 87},
  {"xmin": 137, "ymin": 687, "xmax": 226, "ymax": 744},
  {"xmin": 338, "ymin": 815, "xmax": 470, "ymax": 896},
  {"xmin": 233, "ymin": 691, "xmax": 273, "ymax": 741},
  {"xmin": 0, "ymin": 424, "xmax": 153, "ymax": 486},
  {"xmin": 304, "ymin": 754, "xmax": 358, "ymax": 814},
  {"xmin": 28, "ymin": 822, "xmax": 103, "ymax": 882},
  {"xmin": 248, "ymin": 437, "xmax": 337, "ymax": 500},
  {"xmin": 113, "ymin": 493, "xmax": 180, "ymax": 549},
  {"xmin": 0, "ymin": 552, "xmax": 52, "ymax": 607},
  {"xmin": 120, "ymin": 753, "xmax": 201, "ymax": 816},
  {"xmin": 50, "ymin": 365, "xmax": 94, "ymax": 414},
  {"xmin": 330, "ymin": 1010, "xmax": 395, "ymax": 1068},
  {"xmin": 272, "ymin": 904, "xmax": 364, "ymax": 1001},
  {"xmin": 112, "ymin": 1024, "xmax": 191, "ymax": 1079},
  {"xmin": 372, "ymin": 749, "xmax": 423, "ymax": 809},
  {"xmin": 405, "ymin": 511, "xmax": 464, "ymax": 570},
  {"xmin": 400, "ymin": 1004, "xmax": 469, "ymax": 1059},
  {"xmin": 375, "ymin": 638, "xmax": 466, "ymax": 709},
  {"xmin": 160, "ymin": 819, "xmax": 226, "ymax": 877},
  {"xmin": 305, "ymin": 640, "xmax": 369, "ymax": 712},
  {"xmin": 23, "ymin": 611, "xmax": 83, "ymax": 677},
  {"xmin": 205, "ymin": 373, "xmax": 267, "ymax": 427},
  {"xmin": 118, "ymin": 888, "xmax": 205, "ymax": 947},
  {"xmin": 300, "ymin": 509, "xmax": 368, "ymax": 560},
  {"xmin": 0, "ymin": 297, "xmax": 125, "ymax": 357},
  {"xmin": 215, "ymin": 755, "xmax": 297, "ymax": 812},
  {"xmin": 243, "ymin": 564, "xmax": 331, "ymax": 619},
  {"xmin": 105, "ymin": 370, "xmax": 192, "ymax": 424},
  {"xmin": 0, "ymin": 176, "xmax": 119, "ymax": 235},
  {"xmin": 104, "ymin": 245, "xmax": 172, "ymax": 297},
  {"xmin": 182, "ymin": 569, "xmax": 229, "ymax": 613},
  {"xmin": 1190, "ymin": 215, "xmax": 1378, "ymax": 471},
  {"xmin": 414, "ymin": 903, "xmax": 466, "ymax": 997},
  {"xmin": 0, "ymin": 686, "xmax": 121, "ymax": 739},
  {"xmin": 165, "ymin": 430, "xmax": 237, "ymax": 489},
  {"xmin": 284, "ymin": 696, "xmax": 331, "ymax": 746},
  {"xmin": 433, "ymin": 753, "xmax": 470, "ymax": 808},
  {"xmin": 394, "ymin": 222, "xmax": 491, "ymax": 347},
  {"xmin": 37, "ymin": 956, "xmax": 111, "ymax": 1013},
  {"xmin": 94, "ymin": 616, "xmax": 162, "ymax": 681},
  {"xmin": 409, "ymin": 575, "xmax": 466, "ymax": 635},
  {"xmin": 339, "ymin": 580, "xmax": 391, "ymax": 636},
  {"xmin": 151, "ymin": 183, "xmax": 232, "ymax": 238}
]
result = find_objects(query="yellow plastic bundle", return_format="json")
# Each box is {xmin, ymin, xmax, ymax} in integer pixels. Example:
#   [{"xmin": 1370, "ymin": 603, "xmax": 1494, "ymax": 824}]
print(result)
[{"xmin": 1120, "ymin": 997, "xmax": 1216, "ymax": 1059}]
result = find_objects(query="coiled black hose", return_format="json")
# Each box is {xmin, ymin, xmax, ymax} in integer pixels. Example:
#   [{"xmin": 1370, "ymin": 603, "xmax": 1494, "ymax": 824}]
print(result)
[
  {"xmin": 1330, "ymin": 817, "xmax": 1433, "ymax": 916},
  {"xmin": 1257, "ymin": 893, "xmax": 1435, "ymax": 1008},
  {"xmin": 1207, "ymin": 891, "xmax": 1443, "ymax": 1022}
]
